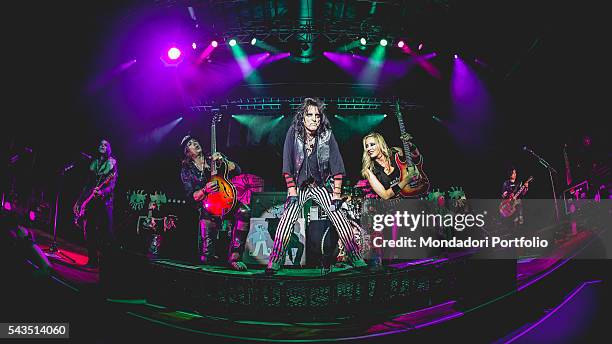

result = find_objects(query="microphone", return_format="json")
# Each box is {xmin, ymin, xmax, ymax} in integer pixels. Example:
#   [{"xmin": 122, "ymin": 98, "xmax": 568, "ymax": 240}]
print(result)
[
  {"xmin": 81, "ymin": 152, "xmax": 92, "ymax": 159},
  {"xmin": 63, "ymin": 163, "xmax": 75, "ymax": 172},
  {"xmin": 523, "ymin": 146, "xmax": 535, "ymax": 154}
]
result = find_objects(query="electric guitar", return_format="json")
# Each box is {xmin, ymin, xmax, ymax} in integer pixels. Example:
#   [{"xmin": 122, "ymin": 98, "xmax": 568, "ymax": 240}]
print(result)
[
  {"xmin": 74, "ymin": 170, "xmax": 116, "ymax": 229},
  {"xmin": 499, "ymin": 176, "xmax": 533, "ymax": 218},
  {"xmin": 394, "ymin": 101, "xmax": 430, "ymax": 197},
  {"xmin": 203, "ymin": 112, "xmax": 237, "ymax": 217}
]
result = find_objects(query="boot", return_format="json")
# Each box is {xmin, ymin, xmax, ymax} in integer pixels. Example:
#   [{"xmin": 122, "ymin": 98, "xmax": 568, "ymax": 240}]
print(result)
[{"xmin": 265, "ymin": 260, "xmax": 282, "ymax": 276}]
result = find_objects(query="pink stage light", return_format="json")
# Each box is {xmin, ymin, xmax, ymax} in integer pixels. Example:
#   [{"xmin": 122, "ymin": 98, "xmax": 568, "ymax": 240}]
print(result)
[
  {"xmin": 453, "ymin": 54, "xmax": 459, "ymax": 59},
  {"xmin": 418, "ymin": 43, "xmax": 423, "ymax": 50},
  {"xmin": 29, "ymin": 210, "xmax": 36, "ymax": 221},
  {"xmin": 167, "ymin": 47, "xmax": 182, "ymax": 60},
  {"xmin": 211, "ymin": 40, "xmax": 218, "ymax": 48},
  {"xmin": 192, "ymin": 42, "xmax": 197, "ymax": 50},
  {"xmin": 397, "ymin": 41, "xmax": 405, "ymax": 48},
  {"xmin": 3, "ymin": 201, "xmax": 11, "ymax": 211}
]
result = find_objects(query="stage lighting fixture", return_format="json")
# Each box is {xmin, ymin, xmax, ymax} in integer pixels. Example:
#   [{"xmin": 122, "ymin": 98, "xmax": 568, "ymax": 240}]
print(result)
[
  {"xmin": 380, "ymin": 39, "xmax": 388, "ymax": 47},
  {"xmin": 211, "ymin": 40, "xmax": 218, "ymax": 47},
  {"xmin": 454, "ymin": 54, "xmax": 459, "ymax": 59},
  {"xmin": 192, "ymin": 42, "xmax": 197, "ymax": 50},
  {"xmin": 418, "ymin": 43, "xmax": 423, "ymax": 50},
  {"xmin": 397, "ymin": 41, "xmax": 405, "ymax": 48},
  {"xmin": 360, "ymin": 37, "xmax": 367, "ymax": 45},
  {"xmin": 167, "ymin": 47, "xmax": 181, "ymax": 60},
  {"xmin": 229, "ymin": 39, "xmax": 237, "ymax": 47},
  {"xmin": 251, "ymin": 37, "xmax": 257, "ymax": 45}
]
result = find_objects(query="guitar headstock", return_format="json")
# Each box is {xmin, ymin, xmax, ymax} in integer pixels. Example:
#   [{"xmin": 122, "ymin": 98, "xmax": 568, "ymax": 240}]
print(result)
[{"xmin": 211, "ymin": 111, "xmax": 223, "ymax": 125}]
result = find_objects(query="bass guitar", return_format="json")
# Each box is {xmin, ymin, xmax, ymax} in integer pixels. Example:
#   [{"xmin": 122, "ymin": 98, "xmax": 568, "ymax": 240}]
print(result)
[
  {"xmin": 203, "ymin": 112, "xmax": 237, "ymax": 217},
  {"xmin": 74, "ymin": 170, "xmax": 116, "ymax": 229},
  {"xmin": 499, "ymin": 176, "xmax": 533, "ymax": 218},
  {"xmin": 393, "ymin": 101, "xmax": 430, "ymax": 197}
]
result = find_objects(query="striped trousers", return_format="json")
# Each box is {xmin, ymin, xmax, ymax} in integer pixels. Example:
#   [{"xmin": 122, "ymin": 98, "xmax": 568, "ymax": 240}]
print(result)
[{"xmin": 268, "ymin": 185, "xmax": 362, "ymax": 265}]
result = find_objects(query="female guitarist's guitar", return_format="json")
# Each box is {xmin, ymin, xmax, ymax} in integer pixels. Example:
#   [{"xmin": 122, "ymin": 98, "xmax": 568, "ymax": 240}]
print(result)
[
  {"xmin": 393, "ymin": 101, "xmax": 430, "ymax": 197},
  {"xmin": 73, "ymin": 170, "xmax": 116, "ymax": 229},
  {"xmin": 203, "ymin": 112, "xmax": 237, "ymax": 217}
]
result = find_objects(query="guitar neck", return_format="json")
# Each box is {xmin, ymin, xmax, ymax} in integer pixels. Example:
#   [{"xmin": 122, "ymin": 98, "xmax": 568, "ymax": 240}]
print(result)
[
  {"xmin": 211, "ymin": 123, "xmax": 217, "ymax": 175},
  {"xmin": 395, "ymin": 108, "xmax": 413, "ymax": 165}
]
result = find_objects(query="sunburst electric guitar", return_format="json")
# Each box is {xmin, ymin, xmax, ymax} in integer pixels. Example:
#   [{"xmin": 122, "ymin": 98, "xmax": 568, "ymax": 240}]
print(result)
[{"xmin": 203, "ymin": 112, "xmax": 237, "ymax": 217}]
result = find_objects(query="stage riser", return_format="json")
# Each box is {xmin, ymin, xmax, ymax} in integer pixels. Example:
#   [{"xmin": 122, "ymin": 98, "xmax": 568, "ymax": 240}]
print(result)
[{"xmin": 146, "ymin": 260, "xmax": 470, "ymax": 321}]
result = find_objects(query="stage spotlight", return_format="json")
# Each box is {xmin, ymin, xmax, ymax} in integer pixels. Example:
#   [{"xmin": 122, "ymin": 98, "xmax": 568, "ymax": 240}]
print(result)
[
  {"xmin": 167, "ymin": 47, "xmax": 181, "ymax": 60},
  {"xmin": 229, "ymin": 39, "xmax": 237, "ymax": 47},
  {"xmin": 211, "ymin": 40, "xmax": 218, "ymax": 47},
  {"xmin": 397, "ymin": 40, "xmax": 405, "ymax": 48},
  {"xmin": 418, "ymin": 43, "xmax": 423, "ymax": 50},
  {"xmin": 3, "ymin": 201, "xmax": 11, "ymax": 211},
  {"xmin": 454, "ymin": 54, "xmax": 459, "ymax": 59},
  {"xmin": 192, "ymin": 42, "xmax": 197, "ymax": 50},
  {"xmin": 29, "ymin": 210, "xmax": 36, "ymax": 222},
  {"xmin": 251, "ymin": 37, "xmax": 257, "ymax": 45},
  {"xmin": 360, "ymin": 37, "xmax": 367, "ymax": 45},
  {"xmin": 380, "ymin": 39, "xmax": 388, "ymax": 47}
]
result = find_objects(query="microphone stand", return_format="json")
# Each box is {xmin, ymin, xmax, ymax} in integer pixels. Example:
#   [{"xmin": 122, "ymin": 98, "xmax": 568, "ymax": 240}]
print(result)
[
  {"xmin": 44, "ymin": 162, "xmax": 77, "ymax": 264},
  {"xmin": 525, "ymin": 148, "xmax": 560, "ymax": 222}
]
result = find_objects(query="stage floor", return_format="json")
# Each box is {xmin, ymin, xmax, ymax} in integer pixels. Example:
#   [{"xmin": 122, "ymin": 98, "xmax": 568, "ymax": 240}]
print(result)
[{"xmin": 8, "ymin": 221, "xmax": 607, "ymax": 342}]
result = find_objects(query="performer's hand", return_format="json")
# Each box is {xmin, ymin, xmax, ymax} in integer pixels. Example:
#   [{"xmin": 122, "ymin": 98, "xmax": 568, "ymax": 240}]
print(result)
[
  {"xmin": 285, "ymin": 195, "xmax": 298, "ymax": 210},
  {"xmin": 502, "ymin": 191, "xmax": 508, "ymax": 198},
  {"xmin": 205, "ymin": 181, "xmax": 219, "ymax": 193},
  {"xmin": 211, "ymin": 152, "xmax": 225, "ymax": 161},
  {"xmin": 523, "ymin": 182, "xmax": 529, "ymax": 188}
]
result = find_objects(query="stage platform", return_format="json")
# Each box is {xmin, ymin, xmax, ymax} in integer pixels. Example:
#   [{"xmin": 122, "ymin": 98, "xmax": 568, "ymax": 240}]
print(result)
[{"xmin": 7, "ymin": 217, "xmax": 608, "ymax": 341}]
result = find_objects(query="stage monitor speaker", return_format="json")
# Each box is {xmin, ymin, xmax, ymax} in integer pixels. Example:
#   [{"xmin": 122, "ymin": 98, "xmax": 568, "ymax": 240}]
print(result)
[{"xmin": 306, "ymin": 219, "xmax": 338, "ymax": 268}]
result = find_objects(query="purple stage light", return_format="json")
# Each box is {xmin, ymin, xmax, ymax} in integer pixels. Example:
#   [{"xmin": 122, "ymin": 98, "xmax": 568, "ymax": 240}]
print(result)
[
  {"xmin": 211, "ymin": 40, "xmax": 218, "ymax": 48},
  {"xmin": 29, "ymin": 210, "xmax": 36, "ymax": 221},
  {"xmin": 3, "ymin": 201, "xmax": 10, "ymax": 211},
  {"xmin": 397, "ymin": 41, "xmax": 405, "ymax": 48},
  {"xmin": 168, "ymin": 47, "xmax": 181, "ymax": 60},
  {"xmin": 453, "ymin": 54, "xmax": 458, "ymax": 59},
  {"xmin": 192, "ymin": 42, "xmax": 197, "ymax": 50}
]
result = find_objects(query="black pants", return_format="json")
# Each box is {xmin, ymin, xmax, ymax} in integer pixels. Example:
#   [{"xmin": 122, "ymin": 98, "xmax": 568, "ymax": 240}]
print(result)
[
  {"xmin": 198, "ymin": 203, "xmax": 250, "ymax": 264},
  {"xmin": 83, "ymin": 201, "xmax": 114, "ymax": 264}
]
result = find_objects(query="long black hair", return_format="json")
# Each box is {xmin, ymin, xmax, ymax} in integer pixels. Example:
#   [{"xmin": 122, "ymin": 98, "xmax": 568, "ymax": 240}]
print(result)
[{"xmin": 291, "ymin": 97, "xmax": 331, "ymax": 139}]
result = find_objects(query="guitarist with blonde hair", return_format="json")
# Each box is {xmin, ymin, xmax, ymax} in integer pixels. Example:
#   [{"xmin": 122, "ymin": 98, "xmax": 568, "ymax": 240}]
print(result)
[
  {"xmin": 73, "ymin": 139, "xmax": 117, "ymax": 269},
  {"xmin": 361, "ymin": 132, "xmax": 421, "ymax": 199}
]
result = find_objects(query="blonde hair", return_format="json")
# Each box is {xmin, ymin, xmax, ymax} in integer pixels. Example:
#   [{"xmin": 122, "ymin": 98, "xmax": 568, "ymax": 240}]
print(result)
[{"xmin": 361, "ymin": 132, "xmax": 393, "ymax": 178}]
